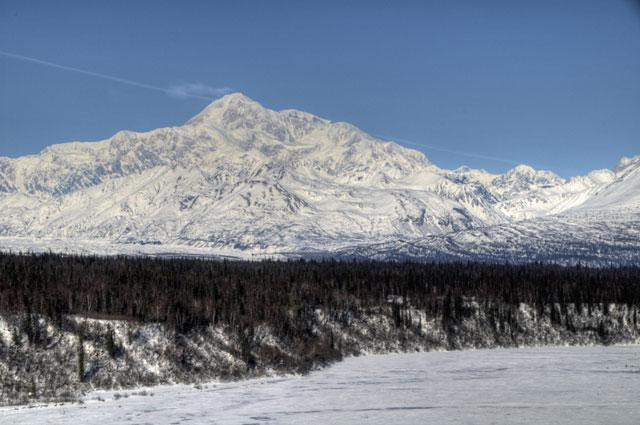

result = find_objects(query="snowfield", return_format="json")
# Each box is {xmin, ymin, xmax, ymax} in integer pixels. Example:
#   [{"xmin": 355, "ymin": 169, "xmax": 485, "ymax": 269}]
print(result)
[{"xmin": 3, "ymin": 345, "xmax": 639, "ymax": 424}]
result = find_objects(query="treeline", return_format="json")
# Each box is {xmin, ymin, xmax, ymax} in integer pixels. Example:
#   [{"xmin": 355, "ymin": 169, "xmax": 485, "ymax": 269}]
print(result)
[{"xmin": 1, "ymin": 252, "xmax": 639, "ymax": 337}]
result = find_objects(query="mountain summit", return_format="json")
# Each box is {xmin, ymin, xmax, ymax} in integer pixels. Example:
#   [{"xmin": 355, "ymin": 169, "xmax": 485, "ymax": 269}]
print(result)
[{"xmin": 0, "ymin": 94, "xmax": 638, "ymax": 264}]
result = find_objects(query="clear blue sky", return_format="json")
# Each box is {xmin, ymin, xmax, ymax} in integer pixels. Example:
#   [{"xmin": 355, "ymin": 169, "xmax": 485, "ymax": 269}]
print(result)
[{"xmin": 1, "ymin": 0, "xmax": 639, "ymax": 177}]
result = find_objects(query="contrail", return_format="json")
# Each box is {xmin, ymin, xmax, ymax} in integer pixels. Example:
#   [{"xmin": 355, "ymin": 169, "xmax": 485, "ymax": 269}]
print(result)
[
  {"xmin": 373, "ymin": 133, "xmax": 521, "ymax": 166},
  {"xmin": 0, "ymin": 50, "xmax": 230, "ymax": 101}
]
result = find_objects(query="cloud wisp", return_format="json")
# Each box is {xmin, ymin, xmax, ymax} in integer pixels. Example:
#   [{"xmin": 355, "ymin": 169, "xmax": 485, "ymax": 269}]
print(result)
[
  {"xmin": 166, "ymin": 83, "xmax": 232, "ymax": 100},
  {"xmin": 0, "ymin": 49, "xmax": 231, "ymax": 101}
]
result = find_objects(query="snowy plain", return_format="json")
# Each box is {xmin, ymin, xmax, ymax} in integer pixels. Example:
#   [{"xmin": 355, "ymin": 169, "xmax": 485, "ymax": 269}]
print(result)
[{"xmin": 2, "ymin": 345, "xmax": 639, "ymax": 425}]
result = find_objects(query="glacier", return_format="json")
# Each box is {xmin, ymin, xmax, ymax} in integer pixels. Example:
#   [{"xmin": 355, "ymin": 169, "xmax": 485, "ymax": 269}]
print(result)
[{"xmin": 0, "ymin": 93, "xmax": 638, "ymax": 264}]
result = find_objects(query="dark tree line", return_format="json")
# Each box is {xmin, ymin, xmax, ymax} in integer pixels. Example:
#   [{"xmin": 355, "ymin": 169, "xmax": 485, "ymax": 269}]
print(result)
[{"xmin": 1, "ymin": 252, "xmax": 639, "ymax": 342}]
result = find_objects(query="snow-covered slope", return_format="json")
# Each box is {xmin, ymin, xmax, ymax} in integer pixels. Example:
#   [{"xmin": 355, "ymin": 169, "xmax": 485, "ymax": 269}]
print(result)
[{"xmin": 0, "ymin": 93, "xmax": 638, "ymax": 263}]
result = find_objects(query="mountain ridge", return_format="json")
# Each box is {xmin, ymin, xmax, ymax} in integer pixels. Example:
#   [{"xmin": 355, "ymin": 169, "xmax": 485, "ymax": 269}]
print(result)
[{"xmin": 0, "ymin": 93, "xmax": 638, "ymax": 264}]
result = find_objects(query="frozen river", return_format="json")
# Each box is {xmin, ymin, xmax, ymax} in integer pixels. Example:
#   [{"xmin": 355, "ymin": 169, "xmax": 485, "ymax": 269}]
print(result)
[{"xmin": 3, "ymin": 345, "xmax": 640, "ymax": 424}]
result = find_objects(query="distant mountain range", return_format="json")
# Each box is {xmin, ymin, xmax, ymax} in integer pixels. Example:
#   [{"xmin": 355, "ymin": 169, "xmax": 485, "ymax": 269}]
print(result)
[{"xmin": 1, "ymin": 93, "xmax": 638, "ymax": 264}]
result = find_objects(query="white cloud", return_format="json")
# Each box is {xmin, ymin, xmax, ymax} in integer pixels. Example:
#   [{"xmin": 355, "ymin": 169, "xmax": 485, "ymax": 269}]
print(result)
[{"xmin": 167, "ymin": 83, "xmax": 232, "ymax": 100}]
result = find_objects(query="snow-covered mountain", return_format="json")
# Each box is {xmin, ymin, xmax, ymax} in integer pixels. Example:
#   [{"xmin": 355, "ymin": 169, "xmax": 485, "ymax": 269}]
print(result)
[{"xmin": 1, "ymin": 93, "xmax": 638, "ymax": 264}]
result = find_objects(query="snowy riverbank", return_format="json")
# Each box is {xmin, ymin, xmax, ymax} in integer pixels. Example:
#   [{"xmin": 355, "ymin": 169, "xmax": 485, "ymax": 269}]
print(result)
[
  {"xmin": 2, "ymin": 299, "xmax": 639, "ymax": 406},
  {"xmin": 3, "ymin": 345, "xmax": 639, "ymax": 424}
]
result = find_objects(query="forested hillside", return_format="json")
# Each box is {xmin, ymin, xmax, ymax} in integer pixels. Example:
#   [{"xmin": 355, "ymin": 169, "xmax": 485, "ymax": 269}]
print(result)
[{"xmin": 1, "ymin": 253, "xmax": 639, "ymax": 405}]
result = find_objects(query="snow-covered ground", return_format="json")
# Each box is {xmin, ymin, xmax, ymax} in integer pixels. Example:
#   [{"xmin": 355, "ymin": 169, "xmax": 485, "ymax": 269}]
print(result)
[{"xmin": 3, "ymin": 345, "xmax": 639, "ymax": 424}]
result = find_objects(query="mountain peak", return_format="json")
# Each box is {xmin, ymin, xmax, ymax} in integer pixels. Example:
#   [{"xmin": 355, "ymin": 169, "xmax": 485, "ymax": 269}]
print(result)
[
  {"xmin": 183, "ymin": 93, "xmax": 332, "ymax": 144},
  {"xmin": 506, "ymin": 164, "xmax": 561, "ymax": 181},
  {"xmin": 509, "ymin": 164, "xmax": 536, "ymax": 175},
  {"xmin": 185, "ymin": 92, "xmax": 268, "ymax": 127},
  {"xmin": 212, "ymin": 92, "xmax": 259, "ymax": 107}
]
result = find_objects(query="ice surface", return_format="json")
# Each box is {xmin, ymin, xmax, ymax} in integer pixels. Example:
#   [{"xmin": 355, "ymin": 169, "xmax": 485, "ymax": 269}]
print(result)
[{"xmin": 3, "ymin": 345, "xmax": 639, "ymax": 424}]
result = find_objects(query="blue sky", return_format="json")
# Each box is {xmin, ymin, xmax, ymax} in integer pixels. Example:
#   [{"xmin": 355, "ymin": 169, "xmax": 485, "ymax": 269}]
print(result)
[{"xmin": 1, "ymin": 0, "xmax": 639, "ymax": 177}]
